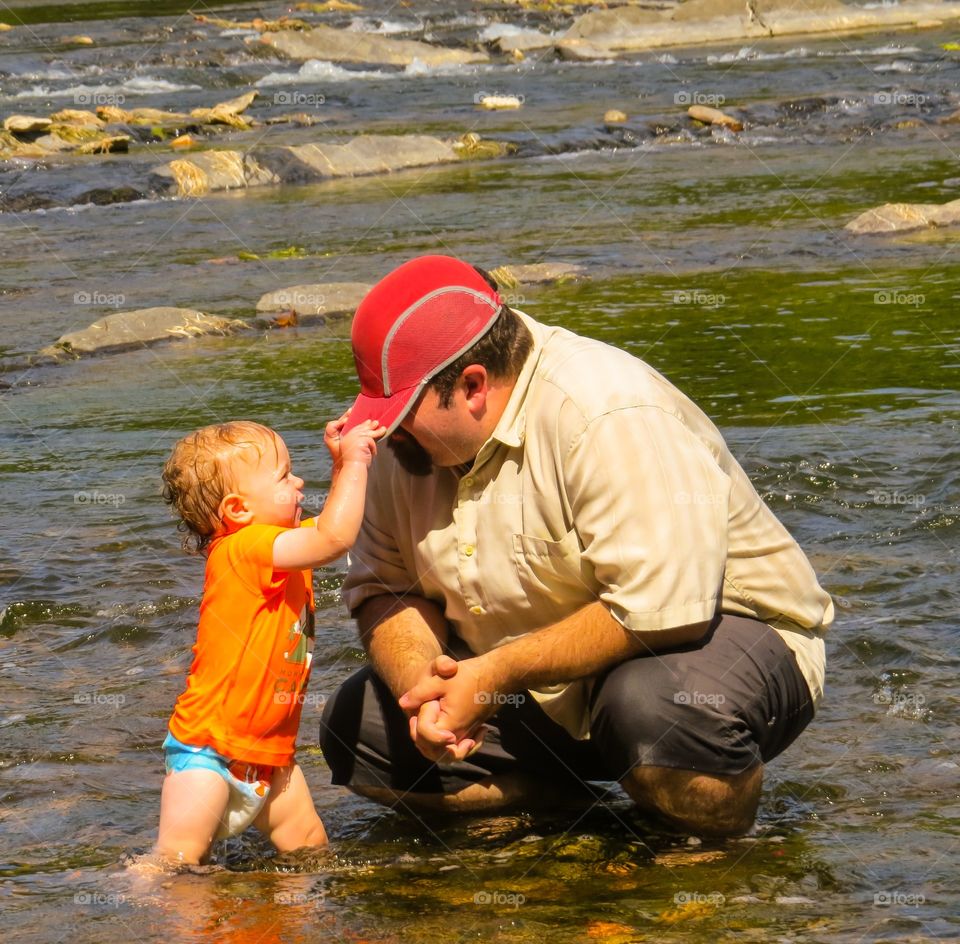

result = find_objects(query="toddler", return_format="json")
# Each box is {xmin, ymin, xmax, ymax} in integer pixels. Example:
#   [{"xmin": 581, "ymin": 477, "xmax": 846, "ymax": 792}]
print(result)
[{"xmin": 155, "ymin": 414, "xmax": 382, "ymax": 865}]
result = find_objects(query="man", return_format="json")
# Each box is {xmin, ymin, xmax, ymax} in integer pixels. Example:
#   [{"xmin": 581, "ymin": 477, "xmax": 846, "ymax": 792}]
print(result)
[{"xmin": 319, "ymin": 254, "xmax": 832, "ymax": 837}]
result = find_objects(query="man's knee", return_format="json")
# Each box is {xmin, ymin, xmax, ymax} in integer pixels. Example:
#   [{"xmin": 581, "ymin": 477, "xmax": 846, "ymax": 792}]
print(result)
[{"xmin": 622, "ymin": 764, "xmax": 763, "ymax": 837}]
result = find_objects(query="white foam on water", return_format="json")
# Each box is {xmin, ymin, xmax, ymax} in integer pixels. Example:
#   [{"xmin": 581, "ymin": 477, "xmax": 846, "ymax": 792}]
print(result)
[
  {"xmin": 7, "ymin": 76, "xmax": 200, "ymax": 100},
  {"xmin": 255, "ymin": 59, "xmax": 389, "ymax": 86},
  {"xmin": 218, "ymin": 28, "xmax": 259, "ymax": 38},
  {"xmin": 655, "ymin": 53, "xmax": 679, "ymax": 64},
  {"xmin": 706, "ymin": 45, "xmax": 811, "ymax": 63},
  {"xmin": 873, "ymin": 60, "xmax": 919, "ymax": 73},
  {"xmin": 478, "ymin": 23, "xmax": 555, "ymax": 42}
]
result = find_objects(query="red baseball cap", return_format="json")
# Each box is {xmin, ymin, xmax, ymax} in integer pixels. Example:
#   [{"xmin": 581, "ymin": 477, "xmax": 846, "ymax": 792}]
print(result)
[{"xmin": 342, "ymin": 255, "xmax": 502, "ymax": 436}]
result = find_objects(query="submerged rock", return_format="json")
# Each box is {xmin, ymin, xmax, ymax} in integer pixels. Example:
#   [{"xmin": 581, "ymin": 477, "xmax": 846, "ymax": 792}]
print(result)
[
  {"xmin": 260, "ymin": 25, "xmax": 488, "ymax": 66},
  {"xmin": 41, "ymin": 308, "xmax": 246, "ymax": 359},
  {"xmin": 845, "ymin": 198, "xmax": 960, "ymax": 234},
  {"xmin": 255, "ymin": 282, "xmax": 372, "ymax": 323},
  {"xmin": 489, "ymin": 262, "xmax": 588, "ymax": 287}
]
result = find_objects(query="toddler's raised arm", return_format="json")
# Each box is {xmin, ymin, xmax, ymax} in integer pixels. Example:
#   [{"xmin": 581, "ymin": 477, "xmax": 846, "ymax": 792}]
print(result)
[{"xmin": 272, "ymin": 415, "xmax": 383, "ymax": 571}]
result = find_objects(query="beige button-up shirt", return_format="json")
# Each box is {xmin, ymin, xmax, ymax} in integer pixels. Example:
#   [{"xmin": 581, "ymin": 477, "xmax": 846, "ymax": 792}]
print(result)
[{"xmin": 343, "ymin": 312, "xmax": 833, "ymax": 738}]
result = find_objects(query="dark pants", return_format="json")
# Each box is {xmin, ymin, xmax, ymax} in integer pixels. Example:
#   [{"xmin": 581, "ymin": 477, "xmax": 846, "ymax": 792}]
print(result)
[{"xmin": 318, "ymin": 614, "xmax": 815, "ymax": 794}]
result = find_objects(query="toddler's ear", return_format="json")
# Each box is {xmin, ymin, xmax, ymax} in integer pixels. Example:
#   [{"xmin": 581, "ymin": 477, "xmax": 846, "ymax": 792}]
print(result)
[{"xmin": 219, "ymin": 493, "xmax": 252, "ymax": 528}]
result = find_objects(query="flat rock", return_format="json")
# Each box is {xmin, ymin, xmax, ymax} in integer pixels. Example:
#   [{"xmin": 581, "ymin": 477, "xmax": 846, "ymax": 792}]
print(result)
[
  {"xmin": 41, "ymin": 308, "xmax": 246, "ymax": 358},
  {"xmin": 254, "ymin": 135, "xmax": 459, "ymax": 183},
  {"xmin": 3, "ymin": 115, "xmax": 52, "ymax": 134},
  {"xmin": 152, "ymin": 150, "xmax": 278, "ymax": 197},
  {"xmin": 260, "ymin": 25, "xmax": 488, "ymax": 66},
  {"xmin": 255, "ymin": 282, "xmax": 371, "ymax": 322},
  {"xmin": 489, "ymin": 27, "xmax": 558, "ymax": 53},
  {"xmin": 845, "ymin": 198, "xmax": 960, "ymax": 234},
  {"xmin": 560, "ymin": 0, "xmax": 960, "ymax": 53}
]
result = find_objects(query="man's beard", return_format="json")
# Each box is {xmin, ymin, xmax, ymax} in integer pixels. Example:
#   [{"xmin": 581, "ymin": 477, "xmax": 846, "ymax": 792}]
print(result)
[{"xmin": 387, "ymin": 429, "xmax": 434, "ymax": 477}]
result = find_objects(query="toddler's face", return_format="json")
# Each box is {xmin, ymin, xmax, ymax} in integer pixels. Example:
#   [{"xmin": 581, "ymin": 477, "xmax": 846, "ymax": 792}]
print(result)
[{"xmin": 231, "ymin": 434, "xmax": 305, "ymax": 529}]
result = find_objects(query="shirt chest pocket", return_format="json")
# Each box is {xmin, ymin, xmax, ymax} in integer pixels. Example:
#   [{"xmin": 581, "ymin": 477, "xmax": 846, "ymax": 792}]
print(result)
[{"xmin": 511, "ymin": 528, "xmax": 593, "ymax": 605}]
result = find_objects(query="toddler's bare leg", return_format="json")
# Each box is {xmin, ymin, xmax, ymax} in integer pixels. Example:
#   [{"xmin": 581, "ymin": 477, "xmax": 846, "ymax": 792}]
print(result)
[
  {"xmin": 254, "ymin": 763, "xmax": 328, "ymax": 852},
  {"xmin": 155, "ymin": 768, "xmax": 229, "ymax": 865}
]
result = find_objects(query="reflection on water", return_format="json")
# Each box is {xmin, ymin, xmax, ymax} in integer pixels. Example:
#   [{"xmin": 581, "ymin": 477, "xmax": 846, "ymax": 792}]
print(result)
[{"xmin": 1, "ymin": 0, "xmax": 959, "ymax": 941}]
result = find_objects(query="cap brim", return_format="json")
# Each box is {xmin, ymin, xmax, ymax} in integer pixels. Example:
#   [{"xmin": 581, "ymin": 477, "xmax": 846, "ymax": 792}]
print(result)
[{"xmin": 340, "ymin": 381, "xmax": 425, "ymax": 438}]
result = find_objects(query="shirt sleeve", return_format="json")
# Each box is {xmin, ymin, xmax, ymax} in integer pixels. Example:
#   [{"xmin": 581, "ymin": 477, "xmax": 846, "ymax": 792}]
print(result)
[
  {"xmin": 563, "ymin": 404, "xmax": 730, "ymax": 633},
  {"xmin": 341, "ymin": 460, "xmax": 419, "ymax": 615},
  {"xmin": 225, "ymin": 524, "xmax": 290, "ymax": 596}
]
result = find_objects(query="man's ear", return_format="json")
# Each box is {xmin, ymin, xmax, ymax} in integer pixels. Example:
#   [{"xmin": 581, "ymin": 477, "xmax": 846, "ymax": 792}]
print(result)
[
  {"xmin": 219, "ymin": 492, "xmax": 252, "ymax": 528},
  {"xmin": 461, "ymin": 365, "xmax": 489, "ymax": 416}
]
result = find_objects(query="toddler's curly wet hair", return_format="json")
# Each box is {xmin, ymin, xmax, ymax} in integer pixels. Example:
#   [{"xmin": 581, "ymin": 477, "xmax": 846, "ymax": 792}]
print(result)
[{"xmin": 161, "ymin": 420, "xmax": 275, "ymax": 554}]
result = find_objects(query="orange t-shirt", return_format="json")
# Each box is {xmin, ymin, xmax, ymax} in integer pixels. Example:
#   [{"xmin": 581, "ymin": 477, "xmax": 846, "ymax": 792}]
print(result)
[{"xmin": 168, "ymin": 521, "xmax": 316, "ymax": 767}]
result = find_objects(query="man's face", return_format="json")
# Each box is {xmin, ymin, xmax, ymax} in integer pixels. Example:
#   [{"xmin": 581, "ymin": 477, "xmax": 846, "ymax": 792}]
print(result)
[
  {"xmin": 389, "ymin": 385, "xmax": 479, "ymax": 475},
  {"xmin": 387, "ymin": 427, "xmax": 434, "ymax": 477}
]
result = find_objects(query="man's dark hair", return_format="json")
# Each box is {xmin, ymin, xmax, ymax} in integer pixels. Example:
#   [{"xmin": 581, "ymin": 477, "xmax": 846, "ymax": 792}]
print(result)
[{"xmin": 428, "ymin": 266, "xmax": 533, "ymax": 408}]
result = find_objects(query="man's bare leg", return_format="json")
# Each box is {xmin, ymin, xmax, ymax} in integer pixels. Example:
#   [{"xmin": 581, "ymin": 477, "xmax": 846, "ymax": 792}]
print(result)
[
  {"xmin": 621, "ymin": 764, "xmax": 763, "ymax": 837},
  {"xmin": 350, "ymin": 771, "xmax": 600, "ymax": 815}
]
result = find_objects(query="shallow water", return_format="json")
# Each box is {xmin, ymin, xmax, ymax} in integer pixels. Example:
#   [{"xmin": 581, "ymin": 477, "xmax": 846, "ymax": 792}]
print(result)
[{"xmin": 1, "ymin": 2, "xmax": 959, "ymax": 942}]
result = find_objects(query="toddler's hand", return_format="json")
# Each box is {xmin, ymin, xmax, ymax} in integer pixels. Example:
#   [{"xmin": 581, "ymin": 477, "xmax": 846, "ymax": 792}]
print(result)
[
  {"xmin": 324, "ymin": 411, "xmax": 384, "ymax": 468},
  {"xmin": 340, "ymin": 420, "xmax": 384, "ymax": 466}
]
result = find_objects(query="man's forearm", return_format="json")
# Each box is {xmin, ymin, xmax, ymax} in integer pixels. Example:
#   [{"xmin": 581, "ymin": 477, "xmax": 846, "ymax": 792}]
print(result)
[
  {"xmin": 481, "ymin": 601, "xmax": 710, "ymax": 694},
  {"xmin": 355, "ymin": 594, "xmax": 449, "ymax": 699}
]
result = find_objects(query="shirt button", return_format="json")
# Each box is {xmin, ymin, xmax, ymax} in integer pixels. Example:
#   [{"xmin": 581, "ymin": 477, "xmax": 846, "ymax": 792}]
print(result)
[
  {"xmin": 464, "ymin": 477, "xmax": 474, "ymax": 487},
  {"xmin": 464, "ymin": 545, "xmax": 475, "ymax": 557},
  {"xmin": 469, "ymin": 605, "xmax": 483, "ymax": 615}
]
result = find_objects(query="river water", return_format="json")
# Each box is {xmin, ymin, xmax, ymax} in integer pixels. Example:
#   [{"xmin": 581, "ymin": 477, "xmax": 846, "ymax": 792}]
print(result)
[{"xmin": 1, "ymin": 2, "xmax": 959, "ymax": 942}]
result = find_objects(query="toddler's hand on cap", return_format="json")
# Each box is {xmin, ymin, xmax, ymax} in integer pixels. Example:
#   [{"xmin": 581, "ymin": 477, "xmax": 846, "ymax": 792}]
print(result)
[{"xmin": 340, "ymin": 420, "xmax": 384, "ymax": 467}]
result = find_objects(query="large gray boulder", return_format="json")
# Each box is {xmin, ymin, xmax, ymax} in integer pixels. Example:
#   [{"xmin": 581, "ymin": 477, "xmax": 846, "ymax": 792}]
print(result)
[
  {"xmin": 255, "ymin": 282, "xmax": 371, "ymax": 324},
  {"xmin": 260, "ymin": 25, "xmax": 488, "ymax": 67},
  {"xmin": 845, "ymin": 199, "xmax": 960, "ymax": 235},
  {"xmin": 41, "ymin": 308, "xmax": 245, "ymax": 358}
]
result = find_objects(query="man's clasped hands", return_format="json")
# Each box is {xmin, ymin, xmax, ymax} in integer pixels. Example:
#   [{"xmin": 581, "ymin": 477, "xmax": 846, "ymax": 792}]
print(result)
[{"xmin": 399, "ymin": 654, "xmax": 504, "ymax": 763}]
